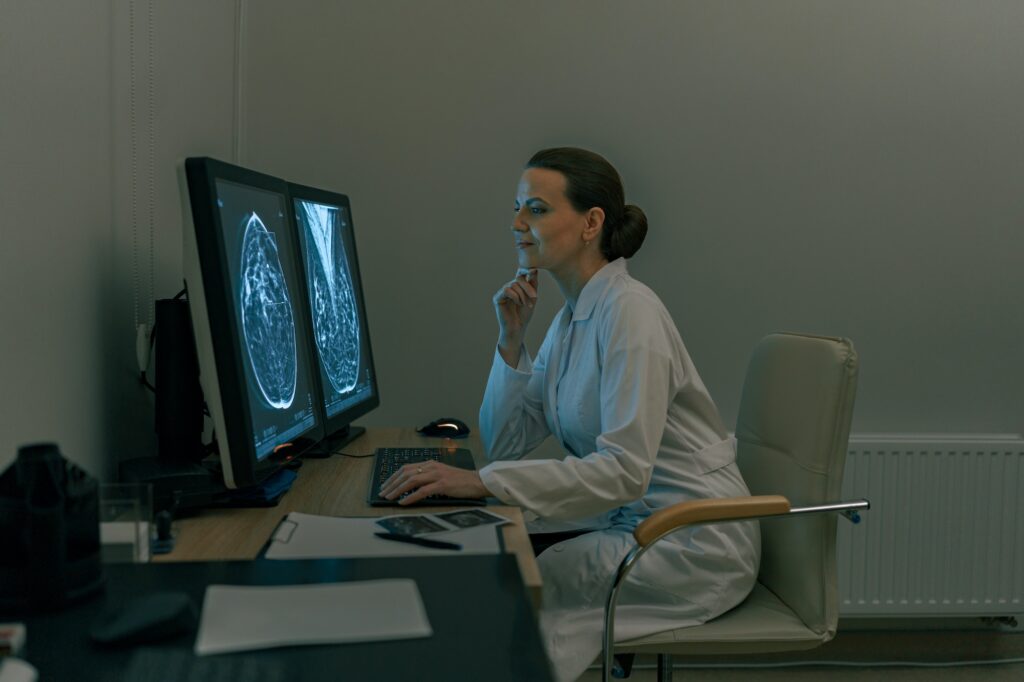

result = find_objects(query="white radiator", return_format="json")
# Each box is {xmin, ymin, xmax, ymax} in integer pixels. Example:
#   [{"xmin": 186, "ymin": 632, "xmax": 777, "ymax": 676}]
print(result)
[{"xmin": 837, "ymin": 434, "xmax": 1024, "ymax": 617}]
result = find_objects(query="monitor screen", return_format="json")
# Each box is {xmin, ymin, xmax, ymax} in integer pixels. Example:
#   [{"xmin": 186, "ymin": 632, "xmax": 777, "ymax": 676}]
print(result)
[
  {"xmin": 182, "ymin": 158, "xmax": 324, "ymax": 487},
  {"xmin": 290, "ymin": 184, "xmax": 379, "ymax": 447},
  {"xmin": 216, "ymin": 179, "xmax": 320, "ymax": 458}
]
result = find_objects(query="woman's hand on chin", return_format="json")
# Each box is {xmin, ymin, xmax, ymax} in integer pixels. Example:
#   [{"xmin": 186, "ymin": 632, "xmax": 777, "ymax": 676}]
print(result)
[{"xmin": 494, "ymin": 268, "xmax": 538, "ymax": 365}]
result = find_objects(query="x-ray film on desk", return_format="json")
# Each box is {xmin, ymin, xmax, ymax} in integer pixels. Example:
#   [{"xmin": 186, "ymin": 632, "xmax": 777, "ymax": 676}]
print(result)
[{"xmin": 263, "ymin": 511, "xmax": 504, "ymax": 559}]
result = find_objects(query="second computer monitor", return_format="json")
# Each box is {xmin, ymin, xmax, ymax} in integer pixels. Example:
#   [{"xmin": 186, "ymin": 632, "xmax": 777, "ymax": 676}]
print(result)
[{"xmin": 290, "ymin": 183, "xmax": 379, "ymax": 449}]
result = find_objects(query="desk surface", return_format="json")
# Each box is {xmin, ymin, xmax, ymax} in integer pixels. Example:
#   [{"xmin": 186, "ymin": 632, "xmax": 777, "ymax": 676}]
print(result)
[
  {"xmin": 20, "ymin": 556, "xmax": 553, "ymax": 682},
  {"xmin": 158, "ymin": 427, "xmax": 542, "ymax": 604}
]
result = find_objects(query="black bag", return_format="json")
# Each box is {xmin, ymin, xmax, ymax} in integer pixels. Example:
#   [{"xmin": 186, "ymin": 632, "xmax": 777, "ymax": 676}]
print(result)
[{"xmin": 0, "ymin": 443, "xmax": 105, "ymax": 613}]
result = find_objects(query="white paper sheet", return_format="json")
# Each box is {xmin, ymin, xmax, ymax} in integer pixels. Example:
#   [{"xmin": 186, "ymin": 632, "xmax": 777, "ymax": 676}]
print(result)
[
  {"xmin": 264, "ymin": 512, "xmax": 502, "ymax": 560},
  {"xmin": 194, "ymin": 580, "xmax": 432, "ymax": 655}
]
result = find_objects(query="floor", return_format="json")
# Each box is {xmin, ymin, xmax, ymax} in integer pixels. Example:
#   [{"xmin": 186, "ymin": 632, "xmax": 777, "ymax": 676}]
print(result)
[{"xmin": 577, "ymin": 619, "xmax": 1024, "ymax": 681}]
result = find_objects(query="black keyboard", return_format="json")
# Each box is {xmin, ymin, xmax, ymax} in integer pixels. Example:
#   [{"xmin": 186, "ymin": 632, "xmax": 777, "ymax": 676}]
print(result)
[{"xmin": 366, "ymin": 447, "xmax": 485, "ymax": 507}]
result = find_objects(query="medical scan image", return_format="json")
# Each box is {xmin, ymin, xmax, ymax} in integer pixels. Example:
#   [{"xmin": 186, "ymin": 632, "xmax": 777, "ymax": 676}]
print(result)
[
  {"xmin": 300, "ymin": 200, "xmax": 361, "ymax": 394},
  {"xmin": 239, "ymin": 211, "xmax": 298, "ymax": 409}
]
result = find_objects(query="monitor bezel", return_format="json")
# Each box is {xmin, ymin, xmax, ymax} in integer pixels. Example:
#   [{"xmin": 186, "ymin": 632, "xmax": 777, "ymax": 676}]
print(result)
[
  {"xmin": 287, "ymin": 181, "xmax": 381, "ymax": 445},
  {"xmin": 183, "ymin": 157, "xmax": 324, "ymax": 488}
]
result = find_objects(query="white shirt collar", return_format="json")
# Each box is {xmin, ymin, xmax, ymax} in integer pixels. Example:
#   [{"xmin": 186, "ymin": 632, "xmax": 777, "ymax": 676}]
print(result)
[{"xmin": 569, "ymin": 258, "xmax": 627, "ymax": 322}]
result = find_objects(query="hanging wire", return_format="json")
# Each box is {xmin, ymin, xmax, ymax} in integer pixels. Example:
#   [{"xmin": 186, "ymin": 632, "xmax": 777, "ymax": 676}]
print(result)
[
  {"xmin": 129, "ymin": 0, "xmax": 139, "ymax": 329},
  {"xmin": 129, "ymin": 0, "xmax": 156, "ymax": 331},
  {"xmin": 145, "ymin": 0, "xmax": 156, "ymax": 326}
]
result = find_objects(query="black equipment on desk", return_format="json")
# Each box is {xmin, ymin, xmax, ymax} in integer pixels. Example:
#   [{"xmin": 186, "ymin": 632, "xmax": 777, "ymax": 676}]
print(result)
[
  {"xmin": 366, "ymin": 447, "xmax": 485, "ymax": 507},
  {"xmin": 0, "ymin": 443, "xmax": 105, "ymax": 613},
  {"xmin": 154, "ymin": 297, "xmax": 206, "ymax": 463}
]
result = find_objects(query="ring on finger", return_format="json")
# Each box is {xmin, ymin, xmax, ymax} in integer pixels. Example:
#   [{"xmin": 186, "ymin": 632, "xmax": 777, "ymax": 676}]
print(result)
[{"xmin": 417, "ymin": 466, "xmax": 423, "ymax": 474}]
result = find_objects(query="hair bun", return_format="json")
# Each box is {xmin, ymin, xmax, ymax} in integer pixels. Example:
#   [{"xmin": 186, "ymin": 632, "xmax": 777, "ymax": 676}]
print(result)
[{"xmin": 612, "ymin": 204, "xmax": 648, "ymax": 259}]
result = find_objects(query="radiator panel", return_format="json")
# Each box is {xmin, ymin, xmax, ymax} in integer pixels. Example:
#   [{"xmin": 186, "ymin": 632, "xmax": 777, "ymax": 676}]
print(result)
[{"xmin": 838, "ymin": 434, "xmax": 1024, "ymax": 616}]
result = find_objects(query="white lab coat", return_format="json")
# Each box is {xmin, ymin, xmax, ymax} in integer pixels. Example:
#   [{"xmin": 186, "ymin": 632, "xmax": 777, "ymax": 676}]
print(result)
[{"xmin": 479, "ymin": 259, "xmax": 760, "ymax": 682}]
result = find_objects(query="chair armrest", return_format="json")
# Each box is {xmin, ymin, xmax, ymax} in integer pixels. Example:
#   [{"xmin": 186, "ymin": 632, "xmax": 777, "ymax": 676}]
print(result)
[{"xmin": 634, "ymin": 495, "xmax": 791, "ymax": 547}]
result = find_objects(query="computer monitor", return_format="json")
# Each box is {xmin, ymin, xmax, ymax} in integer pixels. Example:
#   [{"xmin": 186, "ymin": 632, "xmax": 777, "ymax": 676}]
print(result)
[
  {"xmin": 289, "ymin": 182, "xmax": 380, "ymax": 452},
  {"xmin": 181, "ymin": 157, "xmax": 324, "ymax": 488}
]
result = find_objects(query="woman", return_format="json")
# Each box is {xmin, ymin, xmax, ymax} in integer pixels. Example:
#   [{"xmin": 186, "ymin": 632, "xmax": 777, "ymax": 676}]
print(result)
[{"xmin": 381, "ymin": 147, "xmax": 759, "ymax": 682}]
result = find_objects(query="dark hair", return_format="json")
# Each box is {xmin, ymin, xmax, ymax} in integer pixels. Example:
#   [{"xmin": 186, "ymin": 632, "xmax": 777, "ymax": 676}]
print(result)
[{"xmin": 526, "ymin": 147, "xmax": 648, "ymax": 260}]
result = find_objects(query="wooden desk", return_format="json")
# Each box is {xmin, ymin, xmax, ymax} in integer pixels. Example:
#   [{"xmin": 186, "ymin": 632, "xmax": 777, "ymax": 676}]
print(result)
[{"xmin": 157, "ymin": 427, "xmax": 542, "ymax": 606}]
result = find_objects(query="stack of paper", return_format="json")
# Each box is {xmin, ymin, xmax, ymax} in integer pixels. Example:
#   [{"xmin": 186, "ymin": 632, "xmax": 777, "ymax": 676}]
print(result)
[{"xmin": 194, "ymin": 580, "xmax": 431, "ymax": 655}]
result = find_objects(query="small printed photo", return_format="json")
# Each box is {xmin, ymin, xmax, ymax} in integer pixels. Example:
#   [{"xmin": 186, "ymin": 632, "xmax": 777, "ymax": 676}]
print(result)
[
  {"xmin": 376, "ymin": 515, "xmax": 448, "ymax": 536},
  {"xmin": 435, "ymin": 509, "xmax": 510, "ymax": 529}
]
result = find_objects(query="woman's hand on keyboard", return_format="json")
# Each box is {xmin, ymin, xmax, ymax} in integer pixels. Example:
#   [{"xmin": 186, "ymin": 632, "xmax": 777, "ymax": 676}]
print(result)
[{"xmin": 379, "ymin": 460, "xmax": 489, "ymax": 505}]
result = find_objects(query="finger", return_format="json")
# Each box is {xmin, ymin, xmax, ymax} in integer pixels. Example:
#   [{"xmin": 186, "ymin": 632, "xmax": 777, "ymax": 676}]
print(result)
[
  {"xmin": 511, "ymin": 280, "xmax": 537, "ymax": 301},
  {"xmin": 501, "ymin": 285, "xmax": 526, "ymax": 306},
  {"xmin": 399, "ymin": 481, "xmax": 443, "ymax": 506},
  {"xmin": 380, "ymin": 464, "xmax": 416, "ymax": 497},
  {"xmin": 495, "ymin": 282, "xmax": 519, "ymax": 303},
  {"xmin": 515, "ymin": 267, "xmax": 537, "ymax": 280},
  {"xmin": 516, "ymin": 268, "xmax": 539, "ymax": 287},
  {"xmin": 509, "ymin": 283, "xmax": 535, "ymax": 308},
  {"xmin": 380, "ymin": 471, "xmax": 402, "ymax": 495},
  {"xmin": 379, "ymin": 475, "xmax": 403, "ymax": 498},
  {"xmin": 383, "ymin": 473, "xmax": 425, "ymax": 500}
]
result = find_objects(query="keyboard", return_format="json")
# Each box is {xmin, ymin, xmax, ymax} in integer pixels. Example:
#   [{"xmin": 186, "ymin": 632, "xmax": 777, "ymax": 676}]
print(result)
[{"xmin": 366, "ymin": 447, "xmax": 485, "ymax": 507}]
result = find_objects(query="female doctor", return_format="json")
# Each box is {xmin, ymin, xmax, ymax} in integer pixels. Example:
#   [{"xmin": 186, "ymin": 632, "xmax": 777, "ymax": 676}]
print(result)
[{"xmin": 381, "ymin": 147, "xmax": 760, "ymax": 682}]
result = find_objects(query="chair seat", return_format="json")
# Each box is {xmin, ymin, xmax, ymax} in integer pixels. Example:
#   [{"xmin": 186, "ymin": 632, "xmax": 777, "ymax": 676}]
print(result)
[{"xmin": 616, "ymin": 582, "xmax": 831, "ymax": 656}]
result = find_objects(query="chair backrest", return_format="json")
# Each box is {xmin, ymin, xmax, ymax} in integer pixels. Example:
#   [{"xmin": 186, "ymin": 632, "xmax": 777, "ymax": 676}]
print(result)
[{"xmin": 735, "ymin": 332, "xmax": 858, "ymax": 638}]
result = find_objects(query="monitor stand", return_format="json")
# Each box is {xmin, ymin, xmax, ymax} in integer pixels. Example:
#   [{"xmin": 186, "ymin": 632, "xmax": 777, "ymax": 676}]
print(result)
[
  {"xmin": 119, "ymin": 456, "xmax": 226, "ymax": 513},
  {"xmin": 119, "ymin": 457, "xmax": 298, "ymax": 513},
  {"xmin": 304, "ymin": 425, "xmax": 366, "ymax": 458}
]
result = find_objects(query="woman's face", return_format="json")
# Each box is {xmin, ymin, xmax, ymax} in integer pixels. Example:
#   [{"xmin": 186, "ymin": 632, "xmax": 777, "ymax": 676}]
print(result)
[{"xmin": 511, "ymin": 167, "xmax": 590, "ymax": 273}]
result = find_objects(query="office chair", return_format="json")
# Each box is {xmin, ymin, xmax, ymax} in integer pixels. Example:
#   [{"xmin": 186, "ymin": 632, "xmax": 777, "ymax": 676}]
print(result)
[{"xmin": 602, "ymin": 332, "xmax": 868, "ymax": 682}]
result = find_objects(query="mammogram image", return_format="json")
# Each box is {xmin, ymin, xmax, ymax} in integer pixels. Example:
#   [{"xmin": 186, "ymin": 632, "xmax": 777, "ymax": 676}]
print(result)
[
  {"xmin": 435, "ymin": 509, "xmax": 510, "ymax": 529},
  {"xmin": 239, "ymin": 212, "xmax": 298, "ymax": 409},
  {"xmin": 301, "ymin": 201, "xmax": 360, "ymax": 394},
  {"xmin": 376, "ymin": 516, "xmax": 447, "ymax": 536}
]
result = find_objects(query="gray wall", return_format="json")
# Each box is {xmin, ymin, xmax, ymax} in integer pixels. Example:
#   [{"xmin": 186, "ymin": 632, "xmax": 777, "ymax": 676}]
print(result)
[
  {"xmin": 243, "ymin": 1, "xmax": 1024, "ymax": 437},
  {"xmin": 1, "ymin": 1, "xmax": 114, "ymax": 476},
  {"xmin": 0, "ymin": 0, "xmax": 238, "ymax": 476},
  {"xmin": 2, "ymin": 1, "xmax": 1021, "ymax": 477}
]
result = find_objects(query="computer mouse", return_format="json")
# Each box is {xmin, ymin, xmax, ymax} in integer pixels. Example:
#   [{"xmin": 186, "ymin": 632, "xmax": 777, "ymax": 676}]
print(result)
[
  {"xmin": 416, "ymin": 417, "xmax": 471, "ymax": 438},
  {"xmin": 90, "ymin": 591, "xmax": 198, "ymax": 647}
]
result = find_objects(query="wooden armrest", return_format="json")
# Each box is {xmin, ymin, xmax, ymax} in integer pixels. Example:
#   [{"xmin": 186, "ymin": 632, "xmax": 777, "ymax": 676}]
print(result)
[{"xmin": 633, "ymin": 495, "xmax": 791, "ymax": 547}]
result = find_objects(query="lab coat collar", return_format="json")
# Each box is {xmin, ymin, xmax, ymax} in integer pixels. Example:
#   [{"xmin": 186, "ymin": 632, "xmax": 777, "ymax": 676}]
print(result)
[{"xmin": 570, "ymin": 258, "xmax": 627, "ymax": 322}]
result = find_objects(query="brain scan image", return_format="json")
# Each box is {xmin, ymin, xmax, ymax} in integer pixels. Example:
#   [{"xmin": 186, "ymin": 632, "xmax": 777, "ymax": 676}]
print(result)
[
  {"xmin": 301, "ymin": 201, "xmax": 361, "ymax": 394},
  {"xmin": 239, "ymin": 211, "xmax": 298, "ymax": 409}
]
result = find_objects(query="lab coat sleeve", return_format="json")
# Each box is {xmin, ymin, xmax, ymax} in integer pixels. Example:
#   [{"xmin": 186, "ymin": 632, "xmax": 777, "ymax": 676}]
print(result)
[
  {"xmin": 480, "ymin": 291, "xmax": 674, "ymax": 519},
  {"xmin": 478, "ymin": 330, "xmax": 553, "ymax": 461}
]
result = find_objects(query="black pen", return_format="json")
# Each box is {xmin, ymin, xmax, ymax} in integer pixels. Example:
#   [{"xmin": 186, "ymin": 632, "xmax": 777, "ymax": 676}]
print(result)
[{"xmin": 374, "ymin": 532, "xmax": 462, "ymax": 550}]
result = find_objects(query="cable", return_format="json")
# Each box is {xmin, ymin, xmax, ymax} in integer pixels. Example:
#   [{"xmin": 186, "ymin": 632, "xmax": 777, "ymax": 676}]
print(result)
[
  {"xmin": 129, "ymin": 0, "xmax": 157, "ymax": 373},
  {"xmin": 145, "ymin": 0, "xmax": 156, "ymax": 327},
  {"xmin": 334, "ymin": 452, "xmax": 375, "ymax": 459},
  {"xmin": 129, "ymin": 0, "xmax": 138, "ymax": 331},
  {"xmin": 232, "ymin": 0, "xmax": 246, "ymax": 163}
]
